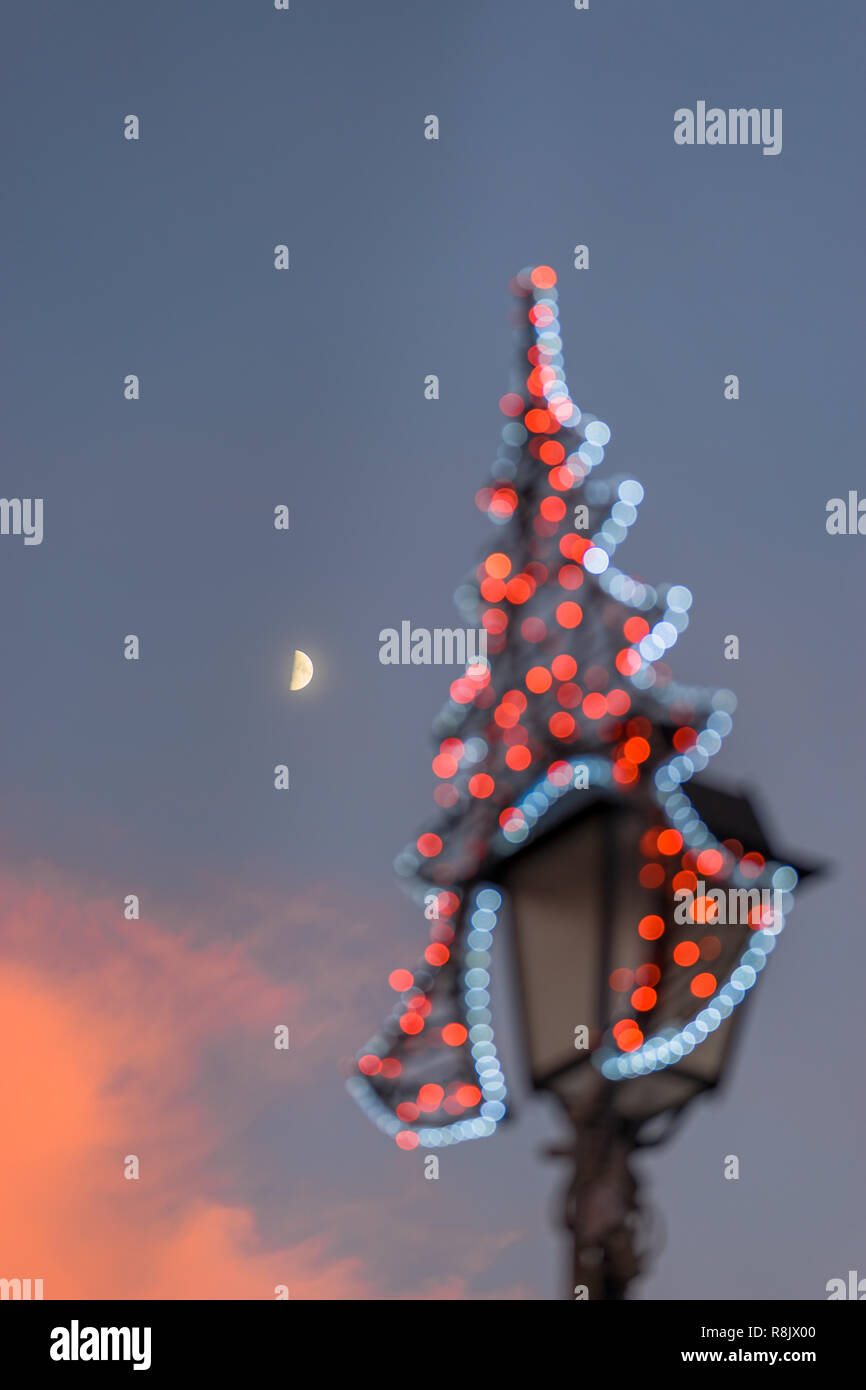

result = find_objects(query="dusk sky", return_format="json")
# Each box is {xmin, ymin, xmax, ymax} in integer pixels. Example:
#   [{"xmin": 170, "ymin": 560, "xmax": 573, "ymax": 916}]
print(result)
[{"xmin": 2, "ymin": 0, "xmax": 864, "ymax": 1299}]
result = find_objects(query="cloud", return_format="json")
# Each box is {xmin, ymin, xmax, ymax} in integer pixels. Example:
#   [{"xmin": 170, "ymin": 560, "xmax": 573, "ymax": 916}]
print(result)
[
  {"xmin": 0, "ymin": 863, "xmax": 375, "ymax": 1299},
  {"xmin": 0, "ymin": 860, "xmax": 539, "ymax": 1300}
]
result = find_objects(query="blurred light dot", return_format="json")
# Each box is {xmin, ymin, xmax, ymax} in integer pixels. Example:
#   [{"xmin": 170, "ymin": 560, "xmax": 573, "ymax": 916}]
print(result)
[
  {"xmin": 432, "ymin": 753, "xmax": 457, "ymax": 778},
  {"xmin": 549, "ymin": 712, "xmax": 575, "ymax": 739},
  {"xmin": 616, "ymin": 648, "xmax": 641, "ymax": 676},
  {"xmin": 526, "ymin": 665, "xmax": 552, "ymax": 693},
  {"xmin": 480, "ymin": 577, "xmax": 506, "ymax": 602},
  {"xmin": 741, "ymin": 852, "xmax": 765, "ymax": 879},
  {"xmin": 618, "ymin": 480, "xmax": 644, "ymax": 505},
  {"xmin": 635, "ymin": 963, "xmax": 661, "ymax": 987},
  {"xmin": 418, "ymin": 1084, "xmax": 444, "ymax": 1112},
  {"xmin": 477, "ymin": 889, "xmax": 501, "ymax": 910},
  {"xmin": 540, "ymin": 496, "xmax": 566, "ymax": 522},
  {"xmin": 585, "ymin": 420, "xmax": 611, "ymax": 445},
  {"xmin": 468, "ymin": 773, "xmax": 495, "ymax": 798},
  {"xmin": 425, "ymin": 943, "xmax": 450, "ymax": 967},
  {"xmin": 624, "ymin": 736, "xmax": 650, "ymax": 764},
  {"xmin": 505, "ymin": 575, "xmax": 533, "ymax": 604},
  {"xmin": 539, "ymin": 440, "xmax": 565, "ymax": 465},
  {"xmin": 640, "ymin": 863, "xmax": 665, "ymax": 889},
  {"xmin": 610, "ymin": 968, "xmax": 633, "ymax": 992},
  {"xmin": 638, "ymin": 915, "xmax": 665, "ymax": 940},
  {"xmin": 666, "ymin": 585, "xmax": 692, "ymax": 612},
  {"xmin": 489, "ymin": 488, "xmax": 518, "ymax": 520},
  {"xmin": 582, "ymin": 692, "xmax": 607, "ymax": 719},
  {"xmin": 623, "ymin": 616, "xmax": 649, "ymax": 642},
  {"xmin": 657, "ymin": 829, "xmax": 683, "ymax": 855},
  {"xmin": 583, "ymin": 547, "xmax": 609, "ymax": 574},
  {"xmin": 552, "ymin": 654, "xmax": 578, "ymax": 680},
  {"xmin": 558, "ymin": 564, "xmax": 584, "ymax": 590},
  {"xmin": 530, "ymin": 265, "xmax": 557, "ymax": 289},
  {"xmin": 525, "ymin": 408, "xmax": 554, "ymax": 433},
  {"xmin": 521, "ymin": 616, "xmax": 546, "ymax": 642},
  {"xmin": 485, "ymin": 552, "xmax": 512, "ymax": 579},
  {"xmin": 556, "ymin": 601, "xmax": 584, "ymax": 629}
]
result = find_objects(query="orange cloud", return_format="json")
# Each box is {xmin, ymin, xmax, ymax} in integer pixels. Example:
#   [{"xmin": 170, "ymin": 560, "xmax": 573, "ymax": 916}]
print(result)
[
  {"xmin": 0, "ymin": 862, "xmax": 538, "ymax": 1300},
  {"xmin": 0, "ymin": 865, "xmax": 373, "ymax": 1299}
]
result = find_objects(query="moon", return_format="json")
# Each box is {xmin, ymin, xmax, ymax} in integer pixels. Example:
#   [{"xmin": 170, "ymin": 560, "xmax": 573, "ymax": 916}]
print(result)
[{"xmin": 289, "ymin": 650, "xmax": 314, "ymax": 691}]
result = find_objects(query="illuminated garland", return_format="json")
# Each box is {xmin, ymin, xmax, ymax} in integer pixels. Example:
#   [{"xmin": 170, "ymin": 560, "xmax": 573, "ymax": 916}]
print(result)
[{"xmin": 348, "ymin": 266, "xmax": 798, "ymax": 1148}]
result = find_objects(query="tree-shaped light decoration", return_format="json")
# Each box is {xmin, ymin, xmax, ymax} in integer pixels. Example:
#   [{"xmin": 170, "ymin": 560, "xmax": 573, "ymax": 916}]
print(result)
[{"xmin": 348, "ymin": 265, "xmax": 800, "ymax": 1151}]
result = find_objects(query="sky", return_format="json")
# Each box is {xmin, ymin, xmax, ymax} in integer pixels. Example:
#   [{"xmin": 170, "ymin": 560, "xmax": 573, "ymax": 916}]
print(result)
[{"xmin": 1, "ymin": 0, "xmax": 864, "ymax": 1299}]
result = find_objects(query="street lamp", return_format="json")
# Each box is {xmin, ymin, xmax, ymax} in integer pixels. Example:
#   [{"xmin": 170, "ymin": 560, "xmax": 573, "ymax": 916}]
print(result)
[
  {"xmin": 349, "ymin": 264, "xmax": 821, "ymax": 1300},
  {"xmin": 495, "ymin": 779, "xmax": 816, "ymax": 1298}
]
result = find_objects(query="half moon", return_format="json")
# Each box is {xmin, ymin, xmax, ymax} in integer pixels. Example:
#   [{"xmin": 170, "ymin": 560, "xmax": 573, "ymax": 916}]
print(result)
[{"xmin": 289, "ymin": 650, "xmax": 314, "ymax": 691}]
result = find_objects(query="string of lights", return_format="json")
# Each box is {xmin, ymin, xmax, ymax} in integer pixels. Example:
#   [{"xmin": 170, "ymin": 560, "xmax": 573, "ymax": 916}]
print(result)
[{"xmin": 348, "ymin": 266, "xmax": 799, "ymax": 1149}]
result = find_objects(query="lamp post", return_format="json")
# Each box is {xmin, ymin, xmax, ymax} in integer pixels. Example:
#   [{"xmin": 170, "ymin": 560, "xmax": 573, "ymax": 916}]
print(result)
[
  {"xmin": 496, "ymin": 783, "xmax": 816, "ymax": 1298},
  {"xmin": 349, "ymin": 264, "xmax": 821, "ymax": 1300}
]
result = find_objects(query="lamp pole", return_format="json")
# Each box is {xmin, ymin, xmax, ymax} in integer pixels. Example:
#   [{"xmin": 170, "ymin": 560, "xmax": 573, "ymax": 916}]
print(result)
[
  {"xmin": 547, "ymin": 1097, "xmax": 643, "ymax": 1300},
  {"xmin": 350, "ymin": 267, "xmax": 823, "ymax": 1306},
  {"xmin": 554, "ymin": 804, "xmax": 644, "ymax": 1301}
]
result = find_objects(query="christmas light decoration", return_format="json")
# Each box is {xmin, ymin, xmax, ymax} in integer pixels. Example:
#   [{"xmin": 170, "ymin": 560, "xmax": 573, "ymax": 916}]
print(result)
[{"xmin": 348, "ymin": 265, "xmax": 802, "ymax": 1149}]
